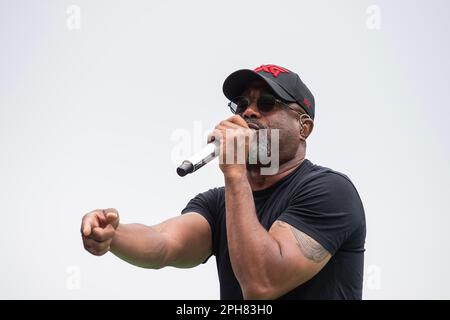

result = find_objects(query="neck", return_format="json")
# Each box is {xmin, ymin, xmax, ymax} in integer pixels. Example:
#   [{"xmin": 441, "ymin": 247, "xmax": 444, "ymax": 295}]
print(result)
[{"xmin": 246, "ymin": 152, "xmax": 306, "ymax": 191}]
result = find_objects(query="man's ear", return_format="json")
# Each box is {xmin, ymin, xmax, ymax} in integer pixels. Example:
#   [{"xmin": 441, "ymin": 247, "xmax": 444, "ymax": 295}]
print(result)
[{"xmin": 299, "ymin": 115, "xmax": 314, "ymax": 140}]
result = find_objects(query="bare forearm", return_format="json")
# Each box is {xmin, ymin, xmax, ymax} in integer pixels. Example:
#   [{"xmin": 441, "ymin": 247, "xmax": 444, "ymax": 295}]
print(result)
[
  {"xmin": 224, "ymin": 172, "xmax": 281, "ymax": 297},
  {"xmin": 110, "ymin": 223, "xmax": 169, "ymax": 269}
]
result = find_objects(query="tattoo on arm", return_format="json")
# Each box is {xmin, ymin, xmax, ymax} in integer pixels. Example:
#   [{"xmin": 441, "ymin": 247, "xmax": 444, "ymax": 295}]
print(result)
[{"xmin": 276, "ymin": 221, "xmax": 329, "ymax": 262}]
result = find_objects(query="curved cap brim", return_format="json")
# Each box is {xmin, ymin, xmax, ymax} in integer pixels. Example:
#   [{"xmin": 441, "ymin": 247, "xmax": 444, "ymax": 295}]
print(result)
[{"xmin": 222, "ymin": 69, "xmax": 296, "ymax": 102}]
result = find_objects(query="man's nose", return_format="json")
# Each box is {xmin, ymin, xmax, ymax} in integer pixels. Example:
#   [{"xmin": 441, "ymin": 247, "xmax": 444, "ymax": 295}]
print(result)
[{"xmin": 241, "ymin": 103, "xmax": 261, "ymax": 119}]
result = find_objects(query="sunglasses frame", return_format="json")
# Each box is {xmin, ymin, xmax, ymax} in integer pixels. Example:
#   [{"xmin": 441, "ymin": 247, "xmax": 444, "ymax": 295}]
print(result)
[{"xmin": 228, "ymin": 93, "xmax": 307, "ymax": 117}]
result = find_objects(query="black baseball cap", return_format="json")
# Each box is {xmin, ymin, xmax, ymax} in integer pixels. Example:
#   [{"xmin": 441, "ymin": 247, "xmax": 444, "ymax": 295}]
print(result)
[{"xmin": 223, "ymin": 64, "xmax": 315, "ymax": 119}]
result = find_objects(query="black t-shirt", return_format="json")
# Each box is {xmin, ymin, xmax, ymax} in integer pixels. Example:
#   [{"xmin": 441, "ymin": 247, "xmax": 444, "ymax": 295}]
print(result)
[{"xmin": 181, "ymin": 159, "xmax": 366, "ymax": 300}]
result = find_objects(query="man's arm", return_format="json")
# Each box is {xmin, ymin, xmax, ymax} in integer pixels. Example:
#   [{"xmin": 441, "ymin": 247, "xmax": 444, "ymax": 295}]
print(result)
[
  {"xmin": 81, "ymin": 209, "xmax": 212, "ymax": 269},
  {"xmin": 225, "ymin": 172, "xmax": 331, "ymax": 300},
  {"xmin": 207, "ymin": 115, "xmax": 331, "ymax": 299}
]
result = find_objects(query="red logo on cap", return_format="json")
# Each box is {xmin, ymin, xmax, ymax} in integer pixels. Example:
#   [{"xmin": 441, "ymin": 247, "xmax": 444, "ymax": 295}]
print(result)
[
  {"xmin": 303, "ymin": 97, "xmax": 312, "ymax": 109},
  {"xmin": 254, "ymin": 64, "xmax": 289, "ymax": 78}
]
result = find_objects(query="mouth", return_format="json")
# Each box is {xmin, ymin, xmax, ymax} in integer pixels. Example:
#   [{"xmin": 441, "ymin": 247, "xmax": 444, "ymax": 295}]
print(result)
[{"xmin": 246, "ymin": 121, "xmax": 264, "ymax": 131}]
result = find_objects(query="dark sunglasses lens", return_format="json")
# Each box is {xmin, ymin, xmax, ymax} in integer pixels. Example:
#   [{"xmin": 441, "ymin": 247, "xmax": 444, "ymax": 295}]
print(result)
[
  {"xmin": 257, "ymin": 94, "xmax": 277, "ymax": 112},
  {"xmin": 232, "ymin": 97, "xmax": 250, "ymax": 114}
]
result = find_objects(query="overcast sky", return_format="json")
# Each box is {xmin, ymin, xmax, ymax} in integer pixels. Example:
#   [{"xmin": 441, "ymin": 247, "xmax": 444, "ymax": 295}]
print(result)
[{"xmin": 1, "ymin": 0, "xmax": 449, "ymax": 299}]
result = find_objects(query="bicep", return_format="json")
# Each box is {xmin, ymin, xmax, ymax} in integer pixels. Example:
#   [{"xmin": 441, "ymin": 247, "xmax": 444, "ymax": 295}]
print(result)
[
  {"xmin": 267, "ymin": 220, "xmax": 331, "ymax": 296},
  {"xmin": 155, "ymin": 212, "xmax": 212, "ymax": 268}
]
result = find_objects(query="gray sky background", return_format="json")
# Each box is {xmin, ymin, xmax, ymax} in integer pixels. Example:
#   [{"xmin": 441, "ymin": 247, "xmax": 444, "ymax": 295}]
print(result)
[{"xmin": 1, "ymin": 0, "xmax": 449, "ymax": 299}]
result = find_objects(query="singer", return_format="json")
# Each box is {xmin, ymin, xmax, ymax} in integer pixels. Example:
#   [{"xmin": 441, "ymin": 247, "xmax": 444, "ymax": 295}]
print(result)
[{"xmin": 81, "ymin": 64, "xmax": 366, "ymax": 300}]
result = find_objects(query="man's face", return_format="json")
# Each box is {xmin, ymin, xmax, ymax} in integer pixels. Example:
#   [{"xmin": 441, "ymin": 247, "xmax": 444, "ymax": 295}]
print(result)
[{"xmin": 237, "ymin": 81, "xmax": 305, "ymax": 166}]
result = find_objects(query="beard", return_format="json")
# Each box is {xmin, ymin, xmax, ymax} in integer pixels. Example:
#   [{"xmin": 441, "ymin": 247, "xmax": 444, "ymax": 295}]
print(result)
[
  {"xmin": 245, "ymin": 118, "xmax": 299, "ymax": 170},
  {"xmin": 245, "ymin": 119, "xmax": 273, "ymax": 169}
]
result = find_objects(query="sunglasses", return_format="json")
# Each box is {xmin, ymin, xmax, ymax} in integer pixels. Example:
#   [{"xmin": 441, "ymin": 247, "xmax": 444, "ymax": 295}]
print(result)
[{"xmin": 228, "ymin": 93, "xmax": 306, "ymax": 116}]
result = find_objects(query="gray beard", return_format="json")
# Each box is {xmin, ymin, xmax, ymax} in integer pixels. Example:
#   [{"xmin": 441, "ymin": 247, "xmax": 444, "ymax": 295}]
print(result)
[{"xmin": 247, "ymin": 129, "xmax": 272, "ymax": 168}]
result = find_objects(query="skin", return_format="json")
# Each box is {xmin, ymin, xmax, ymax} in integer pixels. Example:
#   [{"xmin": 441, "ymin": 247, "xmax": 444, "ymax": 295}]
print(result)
[{"xmin": 81, "ymin": 81, "xmax": 331, "ymax": 299}]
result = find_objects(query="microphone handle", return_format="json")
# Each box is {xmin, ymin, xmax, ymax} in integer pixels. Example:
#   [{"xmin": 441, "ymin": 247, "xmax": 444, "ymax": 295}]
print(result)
[{"xmin": 177, "ymin": 142, "xmax": 218, "ymax": 177}]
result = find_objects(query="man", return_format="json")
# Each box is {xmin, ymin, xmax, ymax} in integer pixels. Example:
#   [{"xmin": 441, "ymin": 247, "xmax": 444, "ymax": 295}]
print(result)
[{"xmin": 81, "ymin": 64, "xmax": 366, "ymax": 300}]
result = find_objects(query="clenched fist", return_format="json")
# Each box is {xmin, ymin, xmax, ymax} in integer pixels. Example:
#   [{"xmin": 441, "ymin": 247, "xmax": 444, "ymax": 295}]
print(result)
[{"xmin": 81, "ymin": 208, "xmax": 120, "ymax": 256}]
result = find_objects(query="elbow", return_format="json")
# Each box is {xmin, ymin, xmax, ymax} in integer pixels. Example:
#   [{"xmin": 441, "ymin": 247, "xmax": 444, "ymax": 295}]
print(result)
[{"xmin": 241, "ymin": 282, "xmax": 279, "ymax": 300}]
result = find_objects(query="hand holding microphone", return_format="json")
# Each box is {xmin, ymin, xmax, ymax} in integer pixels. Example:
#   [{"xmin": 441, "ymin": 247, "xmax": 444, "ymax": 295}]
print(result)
[{"xmin": 177, "ymin": 115, "xmax": 256, "ymax": 177}]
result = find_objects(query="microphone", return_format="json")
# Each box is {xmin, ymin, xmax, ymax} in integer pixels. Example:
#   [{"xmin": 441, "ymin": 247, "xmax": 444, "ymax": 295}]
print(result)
[{"xmin": 177, "ymin": 141, "xmax": 219, "ymax": 177}]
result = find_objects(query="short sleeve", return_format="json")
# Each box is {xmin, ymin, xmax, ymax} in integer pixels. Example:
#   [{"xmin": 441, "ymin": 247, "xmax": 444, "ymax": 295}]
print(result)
[
  {"xmin": 181, "ymin": 188, "xmax": 221, "ymax": 256},
  {"xmin": 278, "ymin": 172, "xmax": 365, "ymax": 255}
]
